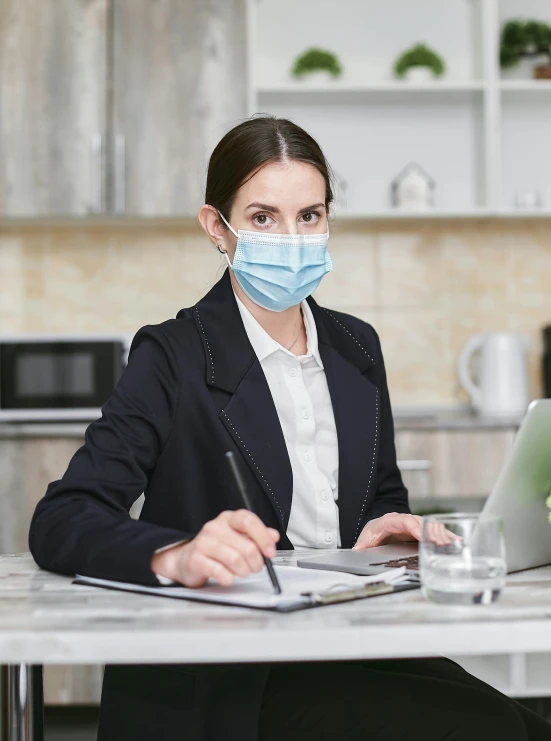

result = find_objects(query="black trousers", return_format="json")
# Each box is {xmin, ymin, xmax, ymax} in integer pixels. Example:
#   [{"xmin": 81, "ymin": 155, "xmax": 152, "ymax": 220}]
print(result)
[{"xmin": 259, "ymin": 657, "xmax": 551, "ymax": 741}]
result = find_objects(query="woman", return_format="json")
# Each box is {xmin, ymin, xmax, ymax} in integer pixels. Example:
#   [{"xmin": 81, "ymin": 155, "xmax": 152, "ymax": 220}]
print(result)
[{"xmin": 29, "ymin": 115, "xmax": 551, "ymax": 741}]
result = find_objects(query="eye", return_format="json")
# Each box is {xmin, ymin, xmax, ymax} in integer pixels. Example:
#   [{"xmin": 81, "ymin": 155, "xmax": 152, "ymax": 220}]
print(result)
[
  {"xmin": 252, "ymin": 212, "xmax": 275, "ymax": 228},
  {"xmin": 299, "ymin": 211, "xmax": 321, "ymax": 224}
]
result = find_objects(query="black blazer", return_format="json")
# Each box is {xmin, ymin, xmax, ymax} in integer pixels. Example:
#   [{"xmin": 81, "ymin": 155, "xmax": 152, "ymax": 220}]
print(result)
[{"xmin": 29, "ymin": 268, "xmax": 410, "ymax": 741}]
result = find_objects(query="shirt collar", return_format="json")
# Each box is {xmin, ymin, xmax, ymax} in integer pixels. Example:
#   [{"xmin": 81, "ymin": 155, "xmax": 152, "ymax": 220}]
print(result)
[{"xmin": 233, "ymin": 289, "xmax": 324, "ymax": 368}]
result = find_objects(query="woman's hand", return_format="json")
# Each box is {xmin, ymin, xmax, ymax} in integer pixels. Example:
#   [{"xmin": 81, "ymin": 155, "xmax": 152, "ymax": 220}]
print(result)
[
  {"xmin": 352, "ymin": 512, "xmax": 423, "ymax": 550},
  {"xmin": 352, "ymin": 512, "xmax": 461, "ymax": 550},
  {"xmin": 151, "ymin": 510, "xmax": 280, "ymax": 587}
]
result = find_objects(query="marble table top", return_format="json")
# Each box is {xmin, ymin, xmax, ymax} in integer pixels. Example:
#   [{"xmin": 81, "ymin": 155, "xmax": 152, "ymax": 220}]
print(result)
[{"xmin": 1, "ymin": 552, "xmax": 551, "ymax": 665}]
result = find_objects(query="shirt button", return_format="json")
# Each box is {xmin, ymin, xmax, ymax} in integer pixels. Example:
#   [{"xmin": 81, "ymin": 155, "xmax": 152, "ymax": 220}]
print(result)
[
  {"xmin": 304, "ymin": 451, "xmax": 312, "ymax": 462},
  {"xmin": 325, "ymin": 531, "xmax": 334, "ymax": 543},
  {"xmin": 321, "ymin": 490, "xmax": 330, "ymax": 501},
  {"xmin": 301, "ymin": 410, "xmax": 310, "ymax": 419},
  {"xmin": 289, "ymin": 368, "xmax": 298, "ymax": 377}
]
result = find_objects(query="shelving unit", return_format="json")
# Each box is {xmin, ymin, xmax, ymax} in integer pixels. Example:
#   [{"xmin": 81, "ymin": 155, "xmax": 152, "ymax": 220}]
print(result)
[
  {"xmin": 457, "ymin": 653, "xmax": 551, "ymax": 698},
  {"xmin": 247, "ymin": 0, "xmax": 551, "ymax": 220}
]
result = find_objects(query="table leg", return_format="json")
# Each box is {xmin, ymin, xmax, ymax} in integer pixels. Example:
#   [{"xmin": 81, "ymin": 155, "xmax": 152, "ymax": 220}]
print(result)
[{"xmin": 1, "ymin": 665, "xmax": 43, "ymax": 741}]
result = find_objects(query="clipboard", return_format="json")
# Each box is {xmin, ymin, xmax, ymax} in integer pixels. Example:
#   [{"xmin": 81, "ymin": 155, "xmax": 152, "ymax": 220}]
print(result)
[{"xmin": 73, "ymin": 565, "xmax": 420, "ymax": 613}]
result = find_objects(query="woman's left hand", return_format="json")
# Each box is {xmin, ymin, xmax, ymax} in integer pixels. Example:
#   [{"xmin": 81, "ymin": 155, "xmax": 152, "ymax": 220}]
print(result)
[
  {"xmin": 352, "ymin": 512, "xmax": 461, "ymax": 550},
  {"xmin": 352, "ymin": 512, "xmax": 423, "ymax": 550}
]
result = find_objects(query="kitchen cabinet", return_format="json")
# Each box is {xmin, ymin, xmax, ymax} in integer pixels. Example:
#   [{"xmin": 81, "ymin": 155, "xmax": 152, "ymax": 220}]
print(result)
[
  {"xmin": 112, "ymin": 0, "xmax": 248, "ymax": 216},
  {"xmin": 0, "ymin": 0, "xmax": 108, "ymax": 217},
  {"xmin": 395, "ymin": 428, "xmax": 516, "ymax": 500},
  {"xmin": 0, "ymin": 436, "xmax": 83, "ymax": 554},
  {"xmin": 0, "ymin": 0, "xmax": 247, "ymax": 218},
  {"xmin": 0, "ymin": 433, "xmax": 103, "ymax": 704}
]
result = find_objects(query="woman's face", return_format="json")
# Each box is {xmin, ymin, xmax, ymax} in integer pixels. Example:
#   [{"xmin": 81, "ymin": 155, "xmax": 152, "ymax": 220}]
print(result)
[{"xmin": 210, "ymin": 160, "xmax": 328, "ymax": 259}]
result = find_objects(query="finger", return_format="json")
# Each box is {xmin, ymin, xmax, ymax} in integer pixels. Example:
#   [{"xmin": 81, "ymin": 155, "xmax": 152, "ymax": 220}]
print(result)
[
  {"xmin": 380, "ymin": 513, "xmax": 418, "ymax": 535},
  {"xmin": 446, "ymin": 527, "xmax": 463, "ymax": 540},
  {"xmin": 215, "ymin": 527, "xmax": 266, "ymax": 573},
  {"xmin": 425, "ymin": 520, "xmax": 445, "ymax": 545},
  {"xmin": 352, "ymin": 537, "xmax": 382, "ymax": 550},
  {"xmin": 387, "ymin": 513, "xmax": 422, "ymax": 540},
  {"xmin": 435, "ymin": 522, "xmax": 450, "ymax": 546},
  {"xmin": 352, "ymin": 525, "xmax": 386, "ymax": 550},
  {"xmin": 228, "ymin": 510, "xmax": 279, "ymax": 557},
  {"xmin": 201, "ymin": 555, "xmax": 235, "ymax": 587},
  {"xmin": 425, "ymin": 521, "xmax": 456, "ymax": 547},
  {"xmin": 181, "ymin": 550, "xmax": 235, "ymax": 588},
  {"xmin": 198, "ymin": 535, "xmax": 252, "ymax": 578}
]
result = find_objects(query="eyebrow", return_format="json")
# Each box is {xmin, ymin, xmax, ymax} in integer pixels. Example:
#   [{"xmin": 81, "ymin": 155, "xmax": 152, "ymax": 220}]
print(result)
[{"xmin": 245, "ymin": 202, "xmax": 325, "ymax": 213}]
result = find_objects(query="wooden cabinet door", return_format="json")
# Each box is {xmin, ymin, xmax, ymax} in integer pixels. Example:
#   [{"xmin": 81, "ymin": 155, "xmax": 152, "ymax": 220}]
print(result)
[
  {"xmin": 395, "ymin": 429, "xmax": 517, "ymax": 500},
  {"xmin": 0, "ymin": 435, "xmax": 104, "ymax": 704},
  {"xmin": 112, "ymin": 0, "xmax": 248, "ymax": 216},
  {"xmin": 0, "ymin": 0, "xmax": 107, "ymax": 216}
]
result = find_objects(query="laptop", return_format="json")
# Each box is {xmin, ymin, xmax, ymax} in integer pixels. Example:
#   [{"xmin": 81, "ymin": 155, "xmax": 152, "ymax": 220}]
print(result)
[{"xmin": 298, "ymin": 399, "xmax": 551, "ymax": 579}]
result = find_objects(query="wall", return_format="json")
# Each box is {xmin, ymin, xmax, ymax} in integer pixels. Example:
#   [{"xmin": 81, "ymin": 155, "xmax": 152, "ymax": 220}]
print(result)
[{"xmin": 1, "ymin": 218, "xmax": 550, "ymax": 407}]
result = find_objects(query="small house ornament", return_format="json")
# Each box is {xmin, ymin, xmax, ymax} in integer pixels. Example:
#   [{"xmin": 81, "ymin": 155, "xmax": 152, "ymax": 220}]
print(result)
[{"xmin": 391, "ymin": 162, "xmax": 435, "ymax": 211}]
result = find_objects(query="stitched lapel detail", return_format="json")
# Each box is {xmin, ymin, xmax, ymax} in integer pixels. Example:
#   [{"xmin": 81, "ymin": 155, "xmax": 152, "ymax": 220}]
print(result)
[
  {"xmin": 219, "ymin": 363, "xmax": 293, "ymax": 530},
  {"xmin": 318, "ymin": 342, "xmax": 381, "ymax": 547}
]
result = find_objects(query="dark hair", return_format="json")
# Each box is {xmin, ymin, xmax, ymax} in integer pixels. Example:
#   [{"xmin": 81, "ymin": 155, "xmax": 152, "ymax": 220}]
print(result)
[{"xmin": 205, "ymin": 114, "xmax": 335, "ymax": 228}]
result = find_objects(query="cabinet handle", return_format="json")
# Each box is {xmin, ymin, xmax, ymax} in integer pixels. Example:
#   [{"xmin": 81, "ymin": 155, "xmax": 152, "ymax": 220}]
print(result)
[
  {"xmin": 397, "ymin": 460, "xmax": 432, "ymax": 471},
  {"xmin": 115, "ymin": 134, "xmax": 126, "ymax": 214},
  {"xmin": 90, "ymin": 133, "xmax": 103, "ymax": 214}
]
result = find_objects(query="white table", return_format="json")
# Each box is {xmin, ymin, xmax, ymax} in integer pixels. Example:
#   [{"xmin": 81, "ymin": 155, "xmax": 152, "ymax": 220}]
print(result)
[{"xmin": 2, "ymin": 551, "xmax": 551, "ymax": 740}]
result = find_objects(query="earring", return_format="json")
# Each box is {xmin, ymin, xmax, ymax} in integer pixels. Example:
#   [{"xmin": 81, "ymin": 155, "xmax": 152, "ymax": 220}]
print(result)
[{"xmin": 216, "ymin": 244, "xmax": 225, "ymax": 254}]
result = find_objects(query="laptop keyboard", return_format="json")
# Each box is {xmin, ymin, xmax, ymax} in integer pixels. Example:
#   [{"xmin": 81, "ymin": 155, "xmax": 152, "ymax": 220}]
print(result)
[{"xmin": 371, "ymin": 555, "xmax": 419, "ymax": 570}]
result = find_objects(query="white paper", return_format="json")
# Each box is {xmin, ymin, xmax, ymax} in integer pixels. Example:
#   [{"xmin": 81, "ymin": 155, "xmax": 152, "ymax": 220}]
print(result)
[{"xmin": 74, "ymin": 565, "xmax": 407, "ymax": 610}]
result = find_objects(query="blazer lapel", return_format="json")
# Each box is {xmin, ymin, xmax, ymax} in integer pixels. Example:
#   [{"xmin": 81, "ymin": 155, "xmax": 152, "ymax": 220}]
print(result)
[
  {"xmin": 192, "ymin": 270, "xmax": 293, "ymax": 531},
  {"xmin": 311, "ymin": 301, "xmax": 381, "ymax": 548}
]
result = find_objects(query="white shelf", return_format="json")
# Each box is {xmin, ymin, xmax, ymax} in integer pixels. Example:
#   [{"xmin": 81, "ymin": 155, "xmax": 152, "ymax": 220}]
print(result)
[
  {"xmin": 247, "ymin": 0, "xmax": 551, "ymax": 219},
  {"xmin": 335, "ymin": 208, "xmax": 551, "ymax": 221},
  {"xmin": 257, "ymin": 81, "xmax": 486, "ymax": 95},
  {"xmin": 336, "ymin": 208, "xmax": 491, "ymax": 220},
  {"xmin": 500, "ymin": 80, "xmax": 551, "ymax": 91}
]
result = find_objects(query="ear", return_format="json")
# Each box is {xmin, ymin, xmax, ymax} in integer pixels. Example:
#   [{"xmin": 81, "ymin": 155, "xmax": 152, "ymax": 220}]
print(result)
[{"xmin": 198, "ymin": 204, "xmax": 230, "ymax": 247}]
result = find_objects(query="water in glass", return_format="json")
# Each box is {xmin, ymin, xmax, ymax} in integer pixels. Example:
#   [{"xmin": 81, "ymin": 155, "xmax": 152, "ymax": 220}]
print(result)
[{"xmin": 420, "ymin": 514, "xmax": 506, "ymax": 605}]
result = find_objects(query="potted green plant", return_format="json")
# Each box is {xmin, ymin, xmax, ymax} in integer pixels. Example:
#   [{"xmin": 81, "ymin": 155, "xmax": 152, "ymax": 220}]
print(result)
[
  {"xmin": 291, "ymin": 48, "xmax": 343, "ymax": 83},
  {"xmin": 393, "ymin": 43, "xmax": 446, "ymax": 82},
  {"xmin": 500, "ymin": 19, "xmax": 551, "ymax": 79}
]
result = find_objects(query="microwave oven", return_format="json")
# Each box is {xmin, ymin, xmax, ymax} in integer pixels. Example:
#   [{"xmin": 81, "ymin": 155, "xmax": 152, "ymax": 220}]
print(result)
[{"xmin": 0, "ymin": 333, "xmax": 134, "ymax": 422}]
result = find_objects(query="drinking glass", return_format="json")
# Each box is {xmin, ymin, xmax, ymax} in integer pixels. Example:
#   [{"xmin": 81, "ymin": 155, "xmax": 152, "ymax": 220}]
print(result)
[{"xmin": 420, "ymin": 513, "xmax": 507, "ymax": 605}]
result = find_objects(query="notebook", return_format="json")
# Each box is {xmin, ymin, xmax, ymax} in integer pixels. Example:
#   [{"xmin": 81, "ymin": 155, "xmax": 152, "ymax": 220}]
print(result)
[{"xmin": 73, "ymin": 565, "xmax": 419, "ymax": 612}]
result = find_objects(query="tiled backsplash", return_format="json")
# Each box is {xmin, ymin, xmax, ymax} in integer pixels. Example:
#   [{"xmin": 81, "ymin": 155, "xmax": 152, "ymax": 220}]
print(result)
[{"xmin": 1, "ymin": 219, "xmax": 550, "ymax": 406}]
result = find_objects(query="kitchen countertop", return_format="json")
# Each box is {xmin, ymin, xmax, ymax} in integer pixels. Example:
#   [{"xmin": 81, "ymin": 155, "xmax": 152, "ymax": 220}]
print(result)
[
  {"xmin": 391, "ymin": 408, "xmax": 523, "ymax": 430},
  {"xmin": 0, "ymin": 422, "xmax": 91, "ymax": 438},
  {"xmin": 0, "ymin": 408, "xmax": 523, "ymax": 438},
  {"xmin": 0, "ymin": 551, "xmax": 551, "ymax": 664}
]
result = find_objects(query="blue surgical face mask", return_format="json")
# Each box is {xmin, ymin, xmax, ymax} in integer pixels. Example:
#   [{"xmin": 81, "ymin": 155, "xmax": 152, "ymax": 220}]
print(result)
[{"xmin": 217, "ymin": 210, "xmax": 332, "ymax": 312}]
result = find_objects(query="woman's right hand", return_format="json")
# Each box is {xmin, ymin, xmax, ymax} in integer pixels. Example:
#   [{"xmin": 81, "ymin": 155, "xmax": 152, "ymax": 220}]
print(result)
[{"xmin": 151, "ymin": 510, "xmax": 280, "ymax": 587}]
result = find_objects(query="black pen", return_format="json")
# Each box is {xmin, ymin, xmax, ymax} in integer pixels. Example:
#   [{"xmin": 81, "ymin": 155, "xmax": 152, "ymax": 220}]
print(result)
[{"xmin": 224, "ymin": 451, "xmax": 282, "ymax": 594}]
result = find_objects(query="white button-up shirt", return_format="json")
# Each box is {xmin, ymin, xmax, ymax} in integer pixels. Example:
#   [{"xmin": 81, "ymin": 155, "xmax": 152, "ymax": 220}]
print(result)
[{"xmin": 234, "ymin": 291, "xmax": 341, "ymax": 548}]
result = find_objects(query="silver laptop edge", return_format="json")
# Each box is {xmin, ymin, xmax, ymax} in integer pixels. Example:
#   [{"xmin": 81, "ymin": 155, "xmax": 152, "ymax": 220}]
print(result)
[{"xmin": 298, "ymin": 399, "xmax": 551, "ymax": 576}]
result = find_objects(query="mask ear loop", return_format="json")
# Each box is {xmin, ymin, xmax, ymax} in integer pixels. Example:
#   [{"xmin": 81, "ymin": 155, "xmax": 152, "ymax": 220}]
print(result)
[
  {"xmin": 215, "ymin": 209, "xmax": 239, "ymax": 269},
  {"xmin": 217, "ymin": 247, "xmax": 233, "ymax": 269},
  {"xmin": 217, "ymin": 209, "xmax": 239, "ymax": 238}
]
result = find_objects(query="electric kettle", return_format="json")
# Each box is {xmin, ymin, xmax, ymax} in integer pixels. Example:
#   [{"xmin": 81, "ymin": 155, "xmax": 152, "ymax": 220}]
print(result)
[{"xmin": 457, "ymin": 332, "xmax": 530, "ymax": 417}]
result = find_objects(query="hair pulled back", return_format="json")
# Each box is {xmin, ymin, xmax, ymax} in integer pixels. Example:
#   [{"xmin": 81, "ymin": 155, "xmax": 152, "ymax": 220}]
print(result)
[{"xmin": 205, "ymin": 114, "xmax": 334, "ymax": 227}]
